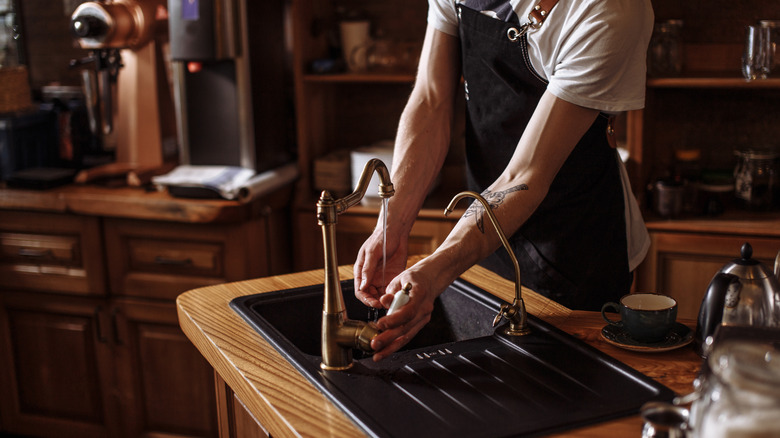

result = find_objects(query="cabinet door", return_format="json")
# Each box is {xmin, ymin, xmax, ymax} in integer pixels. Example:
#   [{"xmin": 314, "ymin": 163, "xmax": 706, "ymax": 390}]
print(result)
[
  {"xmin": 112, "ymin": 298, "xmax": 218, "ymax": 438},
  {"xmin": 0, "ymin": 292, "xmax": 117, "ymax": 437},
  {"xmin": 636, "ymin": 232, "xmax": 780, "ymax": 319}
]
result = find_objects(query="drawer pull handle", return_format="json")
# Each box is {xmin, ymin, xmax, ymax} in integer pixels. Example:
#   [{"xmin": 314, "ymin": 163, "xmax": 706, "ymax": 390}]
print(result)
[
  {"xmin": 18, "ymin": 248, "xmax": 54, "ymax": 258},
  {"xmin": 153, "ymin": 256, "xmax": 193, "ymax": 266}
]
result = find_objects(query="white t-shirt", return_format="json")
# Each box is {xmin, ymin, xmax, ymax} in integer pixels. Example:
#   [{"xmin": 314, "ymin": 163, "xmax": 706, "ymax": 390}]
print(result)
[
  {"xmin": 429, "ymin": 0, "xmax": 652, "ymax": 270},
  {"xmin": 428, "ymin": 0, "xmax": 654, "ymax": 113}
]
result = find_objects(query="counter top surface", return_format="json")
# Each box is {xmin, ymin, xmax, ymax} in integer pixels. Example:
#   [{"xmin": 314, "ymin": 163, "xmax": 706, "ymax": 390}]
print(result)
[
  {"xmin": 0, "ymin": 184, "xmax": 291, "ymax": 223},
  {"xmin": 645, "ymin": 211, "xmax": 780, "ymax": 237},
  {"xmin": 177, "ymin": 258, "xmax": 703, "ymax": 438}
]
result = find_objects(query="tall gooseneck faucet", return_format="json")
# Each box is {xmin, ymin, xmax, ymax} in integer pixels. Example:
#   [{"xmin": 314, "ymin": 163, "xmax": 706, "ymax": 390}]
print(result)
[
  {"xmin": 445, "ymin": 191, "xmax": 530, "ymax": 336},
  {"xmin": 317, "ymin": 158, "xmax": 395, "ymax": 370}
]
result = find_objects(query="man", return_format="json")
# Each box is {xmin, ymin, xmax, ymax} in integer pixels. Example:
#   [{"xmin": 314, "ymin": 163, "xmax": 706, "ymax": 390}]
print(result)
[{"xmin": 354, "ymin": 0, "xmax": 653, "ymax": 361}]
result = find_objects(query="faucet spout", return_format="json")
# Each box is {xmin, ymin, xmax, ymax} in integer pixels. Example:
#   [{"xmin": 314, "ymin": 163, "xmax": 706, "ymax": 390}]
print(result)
[
  {"xmin": 317, "ymin": 159, "xmax": 394, "ymax": 370},
  {"xmin": 445, "ymin": 191, "xmax": 530, "ymax": 336}
]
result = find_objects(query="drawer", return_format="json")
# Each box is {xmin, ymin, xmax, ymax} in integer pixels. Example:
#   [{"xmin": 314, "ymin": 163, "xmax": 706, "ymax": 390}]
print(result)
[
  {"xmin": 0, "ymin": 211, "xmax": 105, "ymax": 295},
  {"xmin": 104, "ymin": 218, "xmax": 260, "ymax": 300},
  {"xmin": 127, "ymin": 238, "xmax": 222, "ymax": 276}
]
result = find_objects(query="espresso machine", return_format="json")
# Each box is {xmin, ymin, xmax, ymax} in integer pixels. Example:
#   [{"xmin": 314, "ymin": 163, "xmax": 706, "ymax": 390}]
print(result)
[
  {"xmin": 166, "ymin": 0, "xmax": 293, "ymax": 173},
  {"xmin": 70, "ymin": 0, "xmax": 178, "ymax": 184}
]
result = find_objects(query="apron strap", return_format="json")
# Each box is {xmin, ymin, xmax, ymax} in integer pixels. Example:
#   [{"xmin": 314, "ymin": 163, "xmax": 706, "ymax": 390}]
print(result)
[{"xmin": 528, "ymin": 0, "xmax": 560, "ymax": 27}]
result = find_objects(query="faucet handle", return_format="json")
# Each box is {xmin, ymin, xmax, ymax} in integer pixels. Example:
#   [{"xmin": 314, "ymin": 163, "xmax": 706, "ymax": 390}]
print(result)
[
  {"xmin": 492, "ymin": 313, "xmax": 503, "ymax": 328},
  {"xmin": 492, "ymin": 304, "xmax": 510, "ymax": 328}
]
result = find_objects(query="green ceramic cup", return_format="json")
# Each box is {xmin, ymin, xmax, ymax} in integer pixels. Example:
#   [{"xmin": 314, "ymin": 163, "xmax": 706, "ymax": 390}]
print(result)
[{"xmin": 601, "ymin": 293, "xmax": 678, "ymax": 343}]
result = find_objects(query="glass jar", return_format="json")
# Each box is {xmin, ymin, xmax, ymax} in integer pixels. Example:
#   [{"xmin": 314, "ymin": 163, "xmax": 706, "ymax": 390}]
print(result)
[
  {"xmin": 692, "ymin": 340, "xmax": 780, "ymax": 438},
  {"xmin": 760, "ymin": 20, "xmax": 780, "ymax": 77},
  {"xmin": 648, "ymin": 19, "xmax": 684, "ymax": 77},
  {"xmin": 733, "ymin": 149, "xmax": 779, "ymax": 210}
]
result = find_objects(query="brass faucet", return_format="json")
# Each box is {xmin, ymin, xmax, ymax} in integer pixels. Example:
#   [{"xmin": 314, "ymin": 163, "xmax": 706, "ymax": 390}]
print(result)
[
  {"xmin": 445, "ymin": 191, "xmax": 530, "ymax": 336},
  {"xmin": 317, "ymin": 158, "xmax": 395, "ymax": 370}
]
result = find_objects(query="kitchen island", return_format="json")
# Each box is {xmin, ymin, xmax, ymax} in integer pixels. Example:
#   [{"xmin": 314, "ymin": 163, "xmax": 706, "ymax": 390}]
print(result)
[{"xmin": 177, "ymin": 257, "xmax": 703, "ymax": 437}]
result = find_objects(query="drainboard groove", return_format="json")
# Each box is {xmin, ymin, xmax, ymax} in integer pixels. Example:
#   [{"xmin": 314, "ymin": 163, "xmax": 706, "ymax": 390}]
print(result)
[
  {"xmin": 509, "ymin": 342, "xmax": 603, "ymax": 397},
  {"xmin": 454, "ymin": 351, "xmax": 551, "ymax": 414},
  {"xmin": 396, "ymin": 362, "xmax": 485, "ymax": 425},
  {"xmin": 474, "ymin": 347, "xmax": 577, "ymax": 407},
  {"xmin": 429, "ymin": 355, "xmax": 518, "ymax": 417}
]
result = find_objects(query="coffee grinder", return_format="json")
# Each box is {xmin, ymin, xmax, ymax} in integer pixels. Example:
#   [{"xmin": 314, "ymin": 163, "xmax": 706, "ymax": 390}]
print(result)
[{"xmin": 70, "ymin": 0, "xmax": 178, "ymax": 185}]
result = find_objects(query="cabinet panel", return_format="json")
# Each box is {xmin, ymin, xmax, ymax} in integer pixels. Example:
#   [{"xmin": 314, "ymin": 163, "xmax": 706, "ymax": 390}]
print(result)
[
  {"xmin": 335, "ymin": 214, "xmax": 454, "ymax": 260},
  {"xmin": 636, "ymin": 232, "xmax": 780, "ymax": 319},
  {"xmin": 214, "ymin": 374, "xmax": 269, "ymax": 438},
  {"xmin": 0, "ymin": 211, "xmax": 104, "ymax": 296},
  {"xmin": 113, "ymin": 299, "xmax": 217, "ymax": 438},
  {"xmin": 104, "ymin": 218, "xmax": 272, "ymax": 300},
  {"xmin": 0, "ymin": 292, "xmax": 116, "ymax": 437}
]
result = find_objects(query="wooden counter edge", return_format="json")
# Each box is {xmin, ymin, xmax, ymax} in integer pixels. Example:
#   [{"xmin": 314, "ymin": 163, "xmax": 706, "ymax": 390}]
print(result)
[{"xmin": 177, "ymin": 257, "xmax": 702, "ymax": 438}]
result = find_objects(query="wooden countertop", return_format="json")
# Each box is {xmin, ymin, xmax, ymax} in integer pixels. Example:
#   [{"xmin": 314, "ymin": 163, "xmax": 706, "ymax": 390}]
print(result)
[
  {"xmin": 0, "ymin": 184, "xmax": 292, "ymax": 223},
  {"xmin": 177, "ymin": 257, "xmax": 703, "ymax": 437},
  {"xmin": 645, "ymin": 211, "xmax": 780, "ymax": 237}
]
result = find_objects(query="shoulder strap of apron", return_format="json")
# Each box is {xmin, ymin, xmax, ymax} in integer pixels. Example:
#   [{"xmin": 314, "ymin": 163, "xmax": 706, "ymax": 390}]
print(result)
[{"xmin": 528, "ymin": 0, "xmax": 560, "ymax": 28}]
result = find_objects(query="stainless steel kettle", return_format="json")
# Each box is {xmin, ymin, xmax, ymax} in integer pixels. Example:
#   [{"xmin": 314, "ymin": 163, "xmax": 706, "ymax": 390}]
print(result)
[{"xmin": 694, "ymin": 242, "xmax": 780, "ymax": 357}]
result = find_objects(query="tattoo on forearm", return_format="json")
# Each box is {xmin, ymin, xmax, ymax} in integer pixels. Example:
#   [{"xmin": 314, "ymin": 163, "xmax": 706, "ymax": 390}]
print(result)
[{"xmin": 463, "ymin": 184, "xmax": 529, "ymax": 233}]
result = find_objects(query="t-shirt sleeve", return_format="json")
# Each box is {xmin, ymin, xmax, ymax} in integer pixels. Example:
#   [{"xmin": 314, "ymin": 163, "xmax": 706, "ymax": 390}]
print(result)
[
  {"xmin": 543, "ymin": 2, "xmax": 654, "ymax": 112},
  {"xmin": 427, "ymin": 0, "xmax": 459, "ymax": 37}
]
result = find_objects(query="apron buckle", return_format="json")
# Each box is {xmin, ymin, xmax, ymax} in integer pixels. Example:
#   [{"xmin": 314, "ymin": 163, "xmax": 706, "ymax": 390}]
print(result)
[
  {"xmin": 526, "ymin": 11, "xmax": 544, "ymax": 30},
  {"xmin": 507, "ymin": 24, "xmax": 531, "ymax": 42}
]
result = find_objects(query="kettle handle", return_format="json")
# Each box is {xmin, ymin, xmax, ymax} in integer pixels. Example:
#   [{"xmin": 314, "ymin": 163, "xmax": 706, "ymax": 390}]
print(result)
[
  {"xmin": 694, "ymin": 273, "xmax": 740, "ymax": 357},
  {"xmin": 774, "ymin": 250, "xmax": 779, "ymax": 279}
]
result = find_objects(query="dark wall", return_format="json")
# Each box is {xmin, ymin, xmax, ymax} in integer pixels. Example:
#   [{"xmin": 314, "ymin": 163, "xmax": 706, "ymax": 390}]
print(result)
[{"xmin": 18, "ymin": 0, "xmax": 89, "ymax": 91}]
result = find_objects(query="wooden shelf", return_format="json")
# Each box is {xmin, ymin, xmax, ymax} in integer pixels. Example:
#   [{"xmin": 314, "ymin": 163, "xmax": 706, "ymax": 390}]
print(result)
[{"xmin": 647, "ymin": 76, "xmax": 780, "ymax": 89}]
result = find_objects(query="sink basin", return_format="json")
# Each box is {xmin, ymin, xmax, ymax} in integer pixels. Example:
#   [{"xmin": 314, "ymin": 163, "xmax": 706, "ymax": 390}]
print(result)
[{"xmin": 231, "ymin": 279, "xmax": 674, "ymax": 437}]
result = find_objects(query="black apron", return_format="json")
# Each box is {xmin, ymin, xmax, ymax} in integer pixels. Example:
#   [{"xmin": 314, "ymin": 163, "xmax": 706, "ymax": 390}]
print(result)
[{"xmin": 457, "ymin": 5, "xmax": 631, "ymax": 311}]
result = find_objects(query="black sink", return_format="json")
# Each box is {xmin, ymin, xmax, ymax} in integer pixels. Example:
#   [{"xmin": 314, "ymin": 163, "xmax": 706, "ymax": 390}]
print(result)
[{"xmin": 231, "ymin": 279, "xmax": 674, "ymax": 437}]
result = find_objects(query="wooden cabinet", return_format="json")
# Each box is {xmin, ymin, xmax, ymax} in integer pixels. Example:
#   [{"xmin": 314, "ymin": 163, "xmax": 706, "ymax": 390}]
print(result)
[
  {"xmin": 0, "ymin": 187, "xmax": 291, "ymax": 438},
  {"xmin": 112, "ymin": 299, "xmax": 217, "ymax": 437},
  {"xmin": 0, "ymin": 292, "xmax": 218, "ymax": 438}
]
